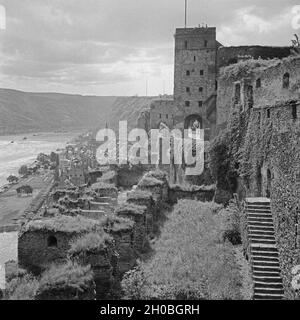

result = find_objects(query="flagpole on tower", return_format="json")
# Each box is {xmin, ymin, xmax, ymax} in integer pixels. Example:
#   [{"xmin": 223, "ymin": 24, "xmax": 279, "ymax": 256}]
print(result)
[{"xmin": 185, "ymin": 0, "xmax": 187, "ymax": 28}]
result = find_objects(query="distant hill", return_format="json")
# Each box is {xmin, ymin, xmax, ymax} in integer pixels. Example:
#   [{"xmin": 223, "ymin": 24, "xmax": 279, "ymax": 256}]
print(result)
[{"xmin": 0, "ymin": 89, "xmax": 156, "ymax": 135}]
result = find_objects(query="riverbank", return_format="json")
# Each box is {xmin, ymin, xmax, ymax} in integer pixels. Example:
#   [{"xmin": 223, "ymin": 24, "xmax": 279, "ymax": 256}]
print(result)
[{"xmin": 0, "ymin": 130, "xmax": 82, "ymax": 187}]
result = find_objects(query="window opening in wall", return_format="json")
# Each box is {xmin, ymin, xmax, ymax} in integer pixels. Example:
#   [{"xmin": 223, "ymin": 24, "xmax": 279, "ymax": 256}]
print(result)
[
  {"xmin": 185, "ymin": 101, "xmax": 190, "ymax": 107},
  {"xmin": 185, "ymin": 40, "xmax": 188, "ymax": 49},
  {"xmin": 200, "ymin": 70, "xmax": 204, "ymax": 76},
  {"xmin": 194, "ymin": 56, "xmax": 196, "ymax": 62},
  {"xmin": 198, "ymin": 101, "xmax": 203, "ymax": 107},
  {"xmin": 267, "ymin": 109, "xmax": 271, "ymax": 118},
  {"xmin": 186, "ymin": 70, "xmax": 190, "ymax": 76},
  {"xmin": 186, "ymin": 87, "xmax": 190, "ymax": 93},
  {"xmin": 247, "ymin": 85, "xmax": 253, "ymax": 109},
  {"xmin": 283, "ymin": 72, "xmax": 290, "ymax": 89},
  {"xmin": 47, "ymin": 235, "xmax": 58, "ymax": 248},
  {"xmin": 199, "ymin": 87, "xmax": 203, "ymax": 92},
  {"xmin": 159, "ymin": 114, "xmax": 162, "ymax": 119},
  {"xmin": 234, "ymin": 83, "xmax": 241, "ymax": 104},
  {"xmin": 256, "ymin": 78, "xmax": 261, "ymax": 88},
  {"xmin": 204, "ymin": 40, "xmax": 208, "ymax": 47},
  {"xmin": 292, "ymin": 104, "xmax": 297, "ymax": 120}
]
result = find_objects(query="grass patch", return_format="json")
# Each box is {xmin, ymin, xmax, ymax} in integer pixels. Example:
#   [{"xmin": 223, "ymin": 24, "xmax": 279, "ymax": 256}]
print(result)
[
  {"xmin": 69, "ymin": 232, "xmax": 113, "ymax": 254},
  {"xmin": 38, "ymin": 261, "xmax": 93, "ymax": 293},
  {"xmin": 122, "ymin": 200, "xmax": 242, "ymax": 300},
  {"xmin": 21, "ymin": 215, "xmax": 100, "ymax": 234},
  {"xmin": 116, "ymin": 203, "xmax": 147, "ymax": 217}
]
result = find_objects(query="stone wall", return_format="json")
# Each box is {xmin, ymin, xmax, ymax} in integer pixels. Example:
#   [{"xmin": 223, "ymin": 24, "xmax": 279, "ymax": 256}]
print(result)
[
  {"xmin": 115, "ymin": 204, "xmax": 147, "ymax": 253},
  {"xmin": 217, "ymin": 46, "xmax": 291, "ymax": 69},
  {"xmin": 169, "ymin": 185, "xmax": 215, "ymax": 204},
  {"xmin": 217, "ymin": 56, "xmax": 300, "ymax": 127},
  {"xmin": 18, "ymin": 231, "xmax": 76, "ymax": 274}
]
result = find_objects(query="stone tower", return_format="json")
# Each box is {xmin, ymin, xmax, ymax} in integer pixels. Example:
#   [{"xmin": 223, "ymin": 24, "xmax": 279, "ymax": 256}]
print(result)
[{"xmin": 174, "ymin": 27, "xmax": 218, "ymax": 130}]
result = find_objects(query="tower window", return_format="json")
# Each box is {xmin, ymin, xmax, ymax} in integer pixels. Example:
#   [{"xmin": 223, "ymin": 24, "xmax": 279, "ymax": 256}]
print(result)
[
  {"xmin": 292, "ymin": 104, "xmax": 297, "ymax": 120},
  {"xmin": 234, "ymin": 83, "xmax": 241, "ymax": 104},
  {"xmin": 199, "ymin": 87, "xmax": 203, "ymax": 92},
  {"xmin": 166, "ymin": 114, "xmax": 169, "ymax": 119},
  {"xmin": 159, "ymin": 114, "xmax": 162, "ymax": 119},
  {"xmin": 185, "ymin": 101, "xmax": 190, "ymax": 107},
  {"xmin": 198, "ymin": 101, "xmax": 203, "ymax": 107},
  {"xmin": 204, "ymin": 40, "xmax": 208, "ymax": 47},
  {"xmin": 185, "ymin": 40, "xmax": 188, "ymax": 49},
  {"xmin": 256, "ymin": 78, "xmax": 261, "ymax": 88},
  {"xmin": 200, "ymin": 70, "xmax": 204, "ymax": 76},
  {"xmin": 267, "ymin": 109, "xmax": 271, "ymax": 118},
  {"xmin": 186, "ymin": 87, "xmax": 190, "ymax": 93},
  {"xmin": 283, "ymin": 73, "xmax": 290, "ymax": 89},
  {"xmin": 47, "ymin": 235, "xmax": 58, "ymax": 248},
  {"xmin": 194, "ymin": 56, "xmax": 196, "ymax": 62},
  {"xmin": 186, "ymin": 70, "xmax": 190, "ymax": 76}
]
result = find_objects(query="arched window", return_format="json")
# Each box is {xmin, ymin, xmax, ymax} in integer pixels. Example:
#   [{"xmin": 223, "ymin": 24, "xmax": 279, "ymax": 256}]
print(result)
[
  {"xmin": 292, "ymin": 104, "xmax": 297, "ymax": 120},
  {"xmin": 267, "ymin": 109, "xmax": 271, "ymax": 119},
  {"xmin": 283, "ymin": 73, "xmax": 290, "ymax": 89},
  {"xmin": 256, "ymin": 78, "xmax": 261, "ymax": 88},
  {"xmin": 47, "ymin": 235, "xmax": 58, "ymax": 248},
  {"xmin": 234, "ymin": 83, "xmax": 241, "ymax": 104}
]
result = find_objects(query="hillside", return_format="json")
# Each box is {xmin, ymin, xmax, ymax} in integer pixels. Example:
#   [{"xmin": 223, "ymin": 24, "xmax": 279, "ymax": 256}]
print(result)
[{"xmin": 0, "ymin": 89, "xmax": 155, "ymax": 135}]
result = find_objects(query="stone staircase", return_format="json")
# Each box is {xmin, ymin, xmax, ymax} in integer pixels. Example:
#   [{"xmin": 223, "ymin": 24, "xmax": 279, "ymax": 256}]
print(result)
[{"xmin": 246, "ymin": 198, "xmax": 284, "ymax": 300}]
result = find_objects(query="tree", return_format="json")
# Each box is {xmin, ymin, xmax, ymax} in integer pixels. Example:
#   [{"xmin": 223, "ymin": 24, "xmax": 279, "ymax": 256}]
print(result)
[
  {"xmin": 16, "ymin": 185, "xmax": 33, "ymax": 196},
  {"xmin": 7, "ymin": 175, "xmax": 19, "ymax": 184},
  {"xmin": 18, "ymin": 165, "xmax": 28, "ymax": 177}
]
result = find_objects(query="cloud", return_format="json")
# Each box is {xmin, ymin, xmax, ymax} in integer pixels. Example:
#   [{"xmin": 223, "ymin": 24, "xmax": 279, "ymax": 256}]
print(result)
[{"xmin": 0, "ymin": 0, "xmax": 297, "ymax": 95}]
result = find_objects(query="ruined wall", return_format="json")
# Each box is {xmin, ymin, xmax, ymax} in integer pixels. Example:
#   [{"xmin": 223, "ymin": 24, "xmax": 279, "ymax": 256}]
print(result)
[
  {"xmin": 169, "ymin": 185, "xmax": 215, "ymax": 204},
  {"xmin": 149, "ymin": 99, "xmax": 177, "ymax": 129},
  {"xmin": 18, "ymin": 231, "xmax": 76, "ymax": 274},
  {"xmin": 217, "ymin": 46, "xmax": 291, "ymax": 69},
  {"xmin": 216, "ymin": 56, "xmax": 300, "ymax": 128}
]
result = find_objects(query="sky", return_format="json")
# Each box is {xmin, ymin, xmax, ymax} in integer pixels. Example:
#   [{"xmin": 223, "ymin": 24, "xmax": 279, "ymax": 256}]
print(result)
[{"xmin": 0, "ymin": 0, "xmax": 299, "ymax": 96}]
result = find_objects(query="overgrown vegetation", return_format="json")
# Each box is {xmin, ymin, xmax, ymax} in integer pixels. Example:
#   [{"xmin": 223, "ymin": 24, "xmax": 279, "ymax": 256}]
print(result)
[
  {"xmin": 21, "ymin": 215, "xmax": 100, "ymax": 234},
  {"xmin": 38, "ymin": 261, "xmax": 94, "ymax": 294},
  {"xmin": 69, "ymin": 232, "xmax": 113, "ymax": 254},
  {"xmin": 122, "ymin": 200, "xmax": 243, "ymax": 300},
  {"xmin": 5, "ymin": 273, "xmax": 39, "ymax": 300}
]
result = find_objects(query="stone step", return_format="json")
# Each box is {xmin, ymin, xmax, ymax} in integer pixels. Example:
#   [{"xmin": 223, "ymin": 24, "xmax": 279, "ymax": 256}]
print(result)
[
  {"xmin": 255, "ymin": 288, "xmax": 284, "ymax": 295},
  {"xmin": 250, "ymin": 239, "xmax": 276, "ymax": 245},
  {"xmin": 247, "ymin": 214, "xmax": 273, "ymax": 219},
  {"xmin": 253, "ymin": 265, "xmax": 281, "ymax": 272},
  {"xmin": 247, "ymin": 209, "xmax": 272, "ymax": 214},
  {"xmin": 251, "ymin": 244, "xmax": 277, "ymax": 251},
  {"xmin": 248, "ymin": 229, "xmax": 275, "ymax": 235},
  {"xmin": 246, "ymin": 202, "xmax": 270, "ymax": 207},
  {"xmin": 252, "ymin": 251, "xmax": 279, "ymax": 258},
  {"xmin": 254, "ymin": 296, "xmax": 283, "ymax": 300},
  {"xmin": 253, "ymin": 271, "xmax": 282, "ymax": 277},
  {"xmin": 248, "ymin": 217, "xmax": 274, "ymax": 223},
  {"xmin": 254, "ymin": 282, "xmax": 283, "ymax": 289},
  {"xmin": 253, "ymin": 256, "xmax": 279, "ymax": 262},
  {"xmin": 249, "ymin": 233, "xmax": 275, "ymax": 239},
  {"xmin": 253, "ymin": 261, "xmax": 280, "ymax": 267},
  {"xmin": 249, "ymin": 234, "xmax": 275, "ymax": 239},
  {"xmin": 253, "ymin": 275, "xmax": 283, "ymax": 283},
  {"xmin": 248, "ymin": 222, "xmax": 274, "ymax": 228},
  {"xmin": 249, "ymin": 226, "xmax": 275, "ymax": 233}
]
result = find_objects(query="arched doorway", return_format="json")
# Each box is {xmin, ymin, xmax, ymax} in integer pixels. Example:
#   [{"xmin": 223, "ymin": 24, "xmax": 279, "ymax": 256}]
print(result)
[{"xmin": 184, "ymin": 114, "xmax": 203, "ymax": 130}]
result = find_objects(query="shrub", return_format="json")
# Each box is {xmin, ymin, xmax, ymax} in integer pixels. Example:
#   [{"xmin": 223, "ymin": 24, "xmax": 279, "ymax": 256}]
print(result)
[
  {"xmin": 219, "ymin": 201, "xmax": 242, "ymax": 246},
  {"xmin": 69, "ymin": 232, "xmax": 113, "ymax": 255},
  {"xmin": 38, "ymin": 261, "xmax": 94, "ymax": 295},
  {"xmin": 6, "ymin": 274, "xmax": 39, "ymax": 300}
]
